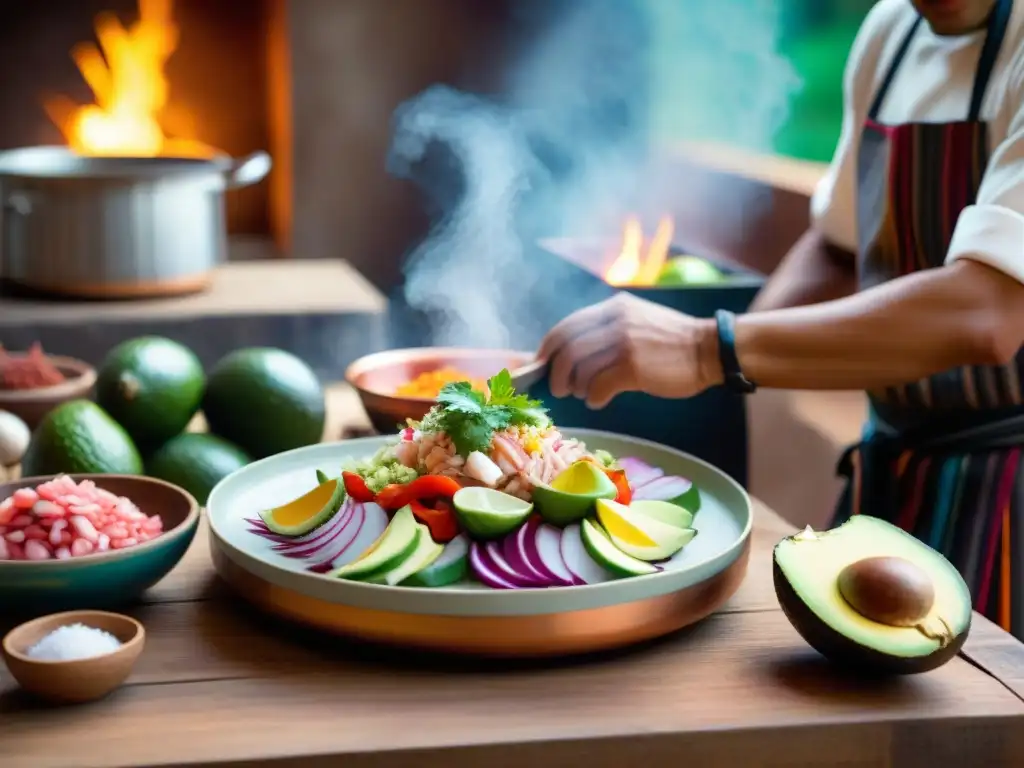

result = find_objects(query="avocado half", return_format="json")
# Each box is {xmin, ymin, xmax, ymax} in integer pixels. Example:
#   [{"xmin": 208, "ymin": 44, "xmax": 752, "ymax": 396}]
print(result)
[
  {"xmin": 773, "ymin": 515, "xmax": 972, "ymax": 675},
  {"xmin": 532, "ymin": 461, "xmax": 617, "ymax": 526}
]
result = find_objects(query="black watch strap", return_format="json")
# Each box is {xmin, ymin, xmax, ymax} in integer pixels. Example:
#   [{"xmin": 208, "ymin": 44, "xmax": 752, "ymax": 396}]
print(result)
[{"xmin": 715, "ymin": 309, "xmax": 757, "ymax": 394}]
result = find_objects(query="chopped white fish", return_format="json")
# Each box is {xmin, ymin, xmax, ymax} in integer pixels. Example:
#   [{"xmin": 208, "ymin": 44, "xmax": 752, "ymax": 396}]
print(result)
[{"xmin": 464, "ymin": 451, "xmax": 503, "ymax": 487}]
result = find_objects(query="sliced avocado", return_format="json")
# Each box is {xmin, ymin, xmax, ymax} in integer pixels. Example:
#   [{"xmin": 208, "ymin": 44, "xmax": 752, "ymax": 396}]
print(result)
[
  {"xmin": 580, "ymin": 518, "xmax": 657, "ymax": 577},
  {"xmin": 672, "ymin": 482, "xmax": 701, "ymax": 514},
  {"xmin": 402, "ymin": 534, "xmax": 470, "ymax": 587},
  {"xmin": 628, "ymin": 499, "xmax": 694, "ymax": 530},
  {"xmin": 595, "ymin": 498, "xmax": 696, "ymax": 561},
  {"xmin": 146, "ymin": 432, "xmax": 251, "ymax": 506},
  {"xmin": 259, "ymin": 478, "xmax": 345, "ymax": 536},
  {"xmin": 331, "ymin": 506, "xmax": 419, "ymax": 581},
  {"xmin": 315, "ymin": 469, "xmax": 330, "ymax": 484},
  {"xmin": 21, "ymin": 400, "xmax": 143, "ymax": 477},
  {"xmin": 773, "ymin": 515, "xmax": 972, "ymax": 675},
  {"xmin": 532, "ymin": 461, "xmax": 618, "ymax": 526},
  {"xmin": 373, "ymin": 523, "xmax": 444, "ymax": 586}
]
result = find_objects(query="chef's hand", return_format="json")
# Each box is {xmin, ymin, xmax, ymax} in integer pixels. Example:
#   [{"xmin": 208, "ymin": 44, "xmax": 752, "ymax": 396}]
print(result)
[{"xmin": 537, "ymin": 292, "xmax": 725, "ymax": 409}]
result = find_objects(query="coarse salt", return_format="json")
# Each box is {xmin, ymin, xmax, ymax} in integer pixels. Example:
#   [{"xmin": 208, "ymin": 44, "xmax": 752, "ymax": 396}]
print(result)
[{"xmin": 25, "ymin": 623, "xmax": 122, "ymax": 661}]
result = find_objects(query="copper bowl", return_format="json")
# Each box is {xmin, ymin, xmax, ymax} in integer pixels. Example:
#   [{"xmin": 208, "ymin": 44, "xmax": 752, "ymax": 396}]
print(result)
[
  {"xmin": 0, "ymin": 355, "xmax": 97, "ymax": 429},
  {"xmin": 345, "ymin": 347, "xmax": 546, "ymax": 433}
]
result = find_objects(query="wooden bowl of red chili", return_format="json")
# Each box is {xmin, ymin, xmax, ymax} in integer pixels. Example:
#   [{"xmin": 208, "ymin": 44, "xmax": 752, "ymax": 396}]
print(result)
[{"xmin": 0, "ymin": 344, "xmax": 97, "ymax": 429}]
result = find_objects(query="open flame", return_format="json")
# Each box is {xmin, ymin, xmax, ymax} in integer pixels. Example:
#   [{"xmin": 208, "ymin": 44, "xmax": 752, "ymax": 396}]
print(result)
[
  {"xmin": 604, "ymin": 215, "xmax": 675, "ymax": 287},
  {"xmin": 44, "ymin": 0, "xmax": 213, "ymax": 158}
]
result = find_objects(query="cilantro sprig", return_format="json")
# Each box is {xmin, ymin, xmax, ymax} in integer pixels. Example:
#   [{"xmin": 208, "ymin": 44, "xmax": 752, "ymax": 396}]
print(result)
[{"xmin": 417, "ymin": 369, "xmax": 550, "ymax": 456}]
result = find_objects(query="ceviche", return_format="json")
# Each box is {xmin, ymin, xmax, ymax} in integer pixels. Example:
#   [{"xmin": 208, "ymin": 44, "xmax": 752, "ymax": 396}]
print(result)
[{"xmin": 247, "ymin": 370, "xmax": 702, "ymax": 589}]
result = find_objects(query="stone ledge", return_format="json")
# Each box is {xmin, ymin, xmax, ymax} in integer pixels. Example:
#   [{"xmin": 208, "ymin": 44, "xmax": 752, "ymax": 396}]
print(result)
[
  {"xmin": 0, "ymin": 256, "xmax": 388, "ymax": 382},
  {"xmin": 0, "ymin": 257, "xmax": 385, "ymax": 326}
]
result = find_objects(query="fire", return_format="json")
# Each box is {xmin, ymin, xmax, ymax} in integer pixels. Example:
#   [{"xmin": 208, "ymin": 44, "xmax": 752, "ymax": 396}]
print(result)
[
  {"xmin": 44, "ymin": 0, "xmax": 212, "ymax": 158},
  {"xmin": 604, "ymin": 215, "xmax": 675, "ymax": 287}
]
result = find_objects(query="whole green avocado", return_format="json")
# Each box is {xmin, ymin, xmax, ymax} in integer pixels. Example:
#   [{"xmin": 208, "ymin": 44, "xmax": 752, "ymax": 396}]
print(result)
[
  {"xmin": 146, "ymin": 432, "xmax": 251, "ymax": 506},
  {"xmin": 95, "ymin": 336, "xmax": 205, "ymax": 451},
  {"xmin": 202, "ymin": 348, "xmax": 326, "ymax": 460},
  {"xmin": 21, "ymin": 400, "xmax": 144, "ymax": 476}
]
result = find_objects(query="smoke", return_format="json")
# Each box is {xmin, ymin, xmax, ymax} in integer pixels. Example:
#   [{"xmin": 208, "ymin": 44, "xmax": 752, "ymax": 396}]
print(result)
[
  {"xmin": 387, "ymin": 0, "xmax": 800, "ymax": 349},
  {"xmin": 388, "ymin": 88, "xmax": 541, "ymax": 349}
]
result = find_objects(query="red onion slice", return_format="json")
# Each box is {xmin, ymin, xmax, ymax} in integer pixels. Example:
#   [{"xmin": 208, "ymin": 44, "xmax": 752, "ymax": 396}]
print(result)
[
  {"xmin": 532, "ymin": 523, "xmax": 577, "ymax": 586},
  {"xmin": 559, "ymin": 523, "xmax": 615, "ymax": 585},
  {"xmin": 305, "ymin": 503, "xmax": 365, "ymax": 572},
  {"xmin": 269, "ymin": 498, "xmax": 354, "ymax": 554},
  {"xmin": 503, "ymin": 517, "xmax": 552, "ymax": 583},
  {"xmin": 484, "ymin": 539, "xmax": 546, "ymax": 587},
  {"xmin": 616, "ymin": 456, "xmax": 664, "ymax": 489},
  {"xmin": 327, "ymin": 502, "xmax": 390, "ymax": 571},
  {"xmin": 469, "ymin": 542, "xmax": 518, "ymax": 589},
  {"xmin": 276, "ymin": 500, "xmax": 356, "ymax": 559},
  {"xmin": 632, "ymin": 476, "xmax": 694, "ymax": 502}
]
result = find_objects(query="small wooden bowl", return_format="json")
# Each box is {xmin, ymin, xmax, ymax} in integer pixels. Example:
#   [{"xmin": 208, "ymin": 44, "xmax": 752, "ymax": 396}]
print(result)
[
  {"xmin": 0, "ymin": 475, "xmax": 200, "ymax": 615},
  {"xmin": 345, "ymin": 347, "xmax": 547, "ymax": 433},
  {"xmin": 2, "ymin": 610, "xmax": 145, "ymax": 704},
  {"xmin": 0, "ymin": 355, "xmax": 97, "ymax": 429}
]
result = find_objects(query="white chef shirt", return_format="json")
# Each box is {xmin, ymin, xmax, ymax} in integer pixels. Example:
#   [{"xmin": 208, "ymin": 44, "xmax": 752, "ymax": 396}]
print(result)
[{"xmin": 812, "ymin": 0, "xmax": 1024, "ymax": 282}]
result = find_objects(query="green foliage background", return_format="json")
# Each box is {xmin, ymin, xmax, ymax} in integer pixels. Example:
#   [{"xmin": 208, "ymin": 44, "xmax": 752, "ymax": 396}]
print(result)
[{"xmin": 647, "ymin": 0, "xmax": 873, "ymax": 163}]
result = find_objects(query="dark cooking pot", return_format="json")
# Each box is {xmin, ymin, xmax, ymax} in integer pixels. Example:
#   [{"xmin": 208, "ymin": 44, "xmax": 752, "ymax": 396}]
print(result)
[{"xmin": 526, "ymin": 239, "xmax": 764, "ymax": 487}]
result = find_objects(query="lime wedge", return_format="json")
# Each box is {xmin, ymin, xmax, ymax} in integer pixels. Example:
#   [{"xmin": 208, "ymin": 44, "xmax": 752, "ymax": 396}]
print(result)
[{"xmin": 453, "ymin": 487, "xmax": 534, "ymax": 540}]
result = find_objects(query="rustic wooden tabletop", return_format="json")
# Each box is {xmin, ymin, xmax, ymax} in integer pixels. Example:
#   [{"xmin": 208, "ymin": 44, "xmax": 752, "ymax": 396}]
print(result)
[{"xmin": 2, "ymin": 387, "xmax": 1024, "ymax": 768}]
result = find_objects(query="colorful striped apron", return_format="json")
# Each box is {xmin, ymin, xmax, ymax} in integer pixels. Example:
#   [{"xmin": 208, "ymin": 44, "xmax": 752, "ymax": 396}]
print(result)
[{"xmin": 831, "ymin": 0, "xmax": 1024, "ymax": 639}]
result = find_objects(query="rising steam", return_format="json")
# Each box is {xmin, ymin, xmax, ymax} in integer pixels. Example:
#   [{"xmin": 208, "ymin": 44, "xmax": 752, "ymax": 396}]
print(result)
[{"xmin": 387, "ymin": 0, "xmax": 800, "ymax": 349}]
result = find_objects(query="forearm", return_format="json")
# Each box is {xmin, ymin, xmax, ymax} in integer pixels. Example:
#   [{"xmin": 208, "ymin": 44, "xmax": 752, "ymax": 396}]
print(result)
[
  {"xmin": 749, "ymin": 229, "xmax": 858, "ymax": 312},
  {"xmin": 699, "ymin": 260, "xmax": 1024, "ymax": 391}
]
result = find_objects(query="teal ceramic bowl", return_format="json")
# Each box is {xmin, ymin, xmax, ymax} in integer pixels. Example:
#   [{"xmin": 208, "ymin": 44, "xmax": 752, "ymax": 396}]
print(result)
[{"xmin": 0, "ymin": 474, "xmax": 200, "ymax": 617}]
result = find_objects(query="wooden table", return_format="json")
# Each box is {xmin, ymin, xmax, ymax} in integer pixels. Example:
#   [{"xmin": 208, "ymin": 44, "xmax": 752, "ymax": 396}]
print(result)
[{"xmin": 3, "ymin": 391, "xmax": 1024, "ymax": 767}]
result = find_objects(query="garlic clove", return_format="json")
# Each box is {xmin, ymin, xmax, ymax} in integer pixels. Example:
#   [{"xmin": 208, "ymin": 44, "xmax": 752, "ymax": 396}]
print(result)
[{"xmin": 0, "ymin": 410, "xmax": 31, "ymax": 468}]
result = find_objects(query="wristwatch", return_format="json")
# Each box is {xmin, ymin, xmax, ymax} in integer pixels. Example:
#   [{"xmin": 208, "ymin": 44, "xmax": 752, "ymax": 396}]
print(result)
[{"xmin": 714, "ymin": 309, "xmax": 757, "ymax": 394}]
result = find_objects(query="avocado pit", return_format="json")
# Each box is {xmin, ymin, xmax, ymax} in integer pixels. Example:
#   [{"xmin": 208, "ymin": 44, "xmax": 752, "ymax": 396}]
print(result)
[{"xmin": 837, "ymin": 555, "xmax": 935, "ymax": 628}]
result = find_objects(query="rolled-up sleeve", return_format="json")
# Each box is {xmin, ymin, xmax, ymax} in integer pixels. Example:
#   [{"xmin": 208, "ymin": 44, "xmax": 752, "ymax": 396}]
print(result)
[{"xmin": 946, "ymin": 56, "xmax": 1024, "ymax": 283}]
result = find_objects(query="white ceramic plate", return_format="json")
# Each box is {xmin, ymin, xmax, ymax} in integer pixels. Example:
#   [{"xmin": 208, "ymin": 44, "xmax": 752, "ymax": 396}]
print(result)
[{"xmin": 206, "ymin": 429, "xmax": 752, "ymax": 617}]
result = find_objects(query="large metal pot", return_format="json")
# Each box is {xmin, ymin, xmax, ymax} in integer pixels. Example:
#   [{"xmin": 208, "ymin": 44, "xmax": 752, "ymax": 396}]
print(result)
[{"xmin": 0, "ymin": 147, "xmax": 271, "ymax": 299}]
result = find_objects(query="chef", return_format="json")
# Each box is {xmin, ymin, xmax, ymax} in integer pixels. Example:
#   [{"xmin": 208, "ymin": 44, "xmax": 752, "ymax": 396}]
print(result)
[{"xmin": 539, "ymin": 0, "xmax": 1024, "ymax": 638}]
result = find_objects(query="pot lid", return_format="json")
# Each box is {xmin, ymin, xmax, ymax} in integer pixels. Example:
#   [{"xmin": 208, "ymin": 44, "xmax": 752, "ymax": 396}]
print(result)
[{"xmin": 0, "ymin": 145, "xmax": 235, "ymax": 180}]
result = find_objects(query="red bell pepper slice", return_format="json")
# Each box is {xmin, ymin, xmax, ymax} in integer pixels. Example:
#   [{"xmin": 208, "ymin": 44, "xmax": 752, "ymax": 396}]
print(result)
[
  {"xmin": 410, "ymin": 499, "xmax": 460, "ymax": 543},
  {"xmin": 374, "ymin": 483, "xmax": 414, "ymax": 510},
  {"xmin": 341, "ymin": 471, "xmax": 375, "ymax": 503},
  {"xmin": 580, "ymin": 457, "xmax": 632, "ymax": 505},
  {"xmin": 409, "ymin": 474, "xmax": 462, "ymax": 499},
  {"xmin": 375, "ymin": 474, "xmax": 463, "ymax": 510},
  {"xmin": 605, "ymin": 467, "xmax": 632, "ymax": 505}
]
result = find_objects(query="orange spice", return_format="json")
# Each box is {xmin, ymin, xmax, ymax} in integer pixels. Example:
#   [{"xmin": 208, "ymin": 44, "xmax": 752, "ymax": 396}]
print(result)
[{"xmin": 395, "ymin": 367, "xmax": 485, "ymax": 399}]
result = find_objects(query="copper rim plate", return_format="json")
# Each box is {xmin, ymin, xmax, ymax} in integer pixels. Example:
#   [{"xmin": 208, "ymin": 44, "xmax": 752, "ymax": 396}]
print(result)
[{"xmin": 206, "ymin": 430, "xmax": 752, "ymax": 656}]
